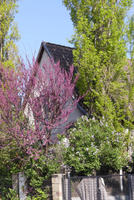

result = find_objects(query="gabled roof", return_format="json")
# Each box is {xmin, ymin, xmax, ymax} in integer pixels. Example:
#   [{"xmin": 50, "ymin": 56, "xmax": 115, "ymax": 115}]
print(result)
[{"xmin": 37, "ymin": 42, "xmax": 74, "ymax": 71}]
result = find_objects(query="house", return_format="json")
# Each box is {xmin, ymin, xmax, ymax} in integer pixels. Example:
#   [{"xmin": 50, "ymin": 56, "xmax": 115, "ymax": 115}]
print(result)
[{"xmin": 36, "ymin": 41, "xmax": 86, "ymax": 131}]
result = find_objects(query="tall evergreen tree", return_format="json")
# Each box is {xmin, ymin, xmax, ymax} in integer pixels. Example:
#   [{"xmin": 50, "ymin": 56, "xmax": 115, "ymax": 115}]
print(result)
[
  {"xmin": 63, "ymin": 0, "xmax": 133, "ymax": 131},
  {"xmin": 0, "ymin": 0, "xmax": 19, "ymax": 67}
]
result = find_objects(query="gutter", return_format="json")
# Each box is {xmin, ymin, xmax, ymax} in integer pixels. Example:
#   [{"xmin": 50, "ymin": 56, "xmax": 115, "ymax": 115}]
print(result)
[{"xmin": 77, "ymin": 103, "xmax": 87, "ymax": 115}]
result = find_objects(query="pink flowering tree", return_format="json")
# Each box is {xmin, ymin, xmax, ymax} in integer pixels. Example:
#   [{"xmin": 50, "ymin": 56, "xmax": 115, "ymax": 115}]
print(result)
[{"xmin": 0, "ymin": 59, "xmax": 79, "ymax": 159}]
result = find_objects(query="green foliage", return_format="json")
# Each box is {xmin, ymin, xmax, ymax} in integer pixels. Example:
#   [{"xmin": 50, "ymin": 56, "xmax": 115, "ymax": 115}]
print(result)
[
  {"xmin": 63, "ymin": 116, "xmax": 130, "ymax": 175},
  {"xmin": 6, "ymin": 188, "xmax": 19, "ymax": 200},
  {"xmin": 126, "ymin": 14, "xmax": 134, "ymax": 98},
  {"xmin": 0, "ymin": 139, "xmax": 23, "ymax": 199},
  {"xmin": 0, "ymin": 0, "xmax": 20, "ymax": 67},
  {"xmin": 0, "ymin": 147, "xmax": 61, "ymax": 199},
  {"xmin": 24, "ymin": 154, "xmax": 61, "ymax": 200},
  {"xmin": 127, "ymin": 14, "xmax": 134, "ymax": 58},
  {"xmin": 0, "ymin": 142, "xmax": 26, "ymax": 199},
  {"xmin": 63, "ymin": 0, "xmax": 134, "ymax": 131},
  {"xmin": 25, "ymin": 188, "xmax": 48, "ymax": 200},
  {"xmin": 0, "ymin": 170, "xmax": 12, "ymax": 199}
]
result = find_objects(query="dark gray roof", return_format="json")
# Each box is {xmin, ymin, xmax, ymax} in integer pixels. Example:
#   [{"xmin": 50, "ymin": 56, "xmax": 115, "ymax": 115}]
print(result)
[{"xmin": 37, "ymin": 42, "xmax": 74, "ymax": 71}]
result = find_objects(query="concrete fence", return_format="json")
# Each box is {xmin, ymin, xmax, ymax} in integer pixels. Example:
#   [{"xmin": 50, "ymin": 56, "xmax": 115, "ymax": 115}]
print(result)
[{"xmin": 52, "ymin": 174, "xmax": 64, "ymax": 200}]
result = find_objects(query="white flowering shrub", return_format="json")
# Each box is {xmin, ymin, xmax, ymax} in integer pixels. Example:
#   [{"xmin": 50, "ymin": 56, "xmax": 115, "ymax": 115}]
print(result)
[{"xmin": 63, "ymin": 116, "xmax": 129, "ymax": 175}]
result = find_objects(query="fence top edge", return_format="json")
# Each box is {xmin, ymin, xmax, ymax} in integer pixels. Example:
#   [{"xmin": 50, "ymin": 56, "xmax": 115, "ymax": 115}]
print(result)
[{"xmin": 70, "ymin": 174, "xmax": 134, "ymax": 180}]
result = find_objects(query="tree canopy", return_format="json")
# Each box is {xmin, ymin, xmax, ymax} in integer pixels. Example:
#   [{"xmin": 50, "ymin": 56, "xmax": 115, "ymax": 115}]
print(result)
[
  {"xmin": 62, "ymin": 0, "xmax": 134, "ymax": 173},
  {"xmin": 63, "ymin": 0, "xmax": 133, "ymax": 131},
  {"xmin": 0, "ymin": 59, "xmax": 79, "ymax": 161},
  {"xmin": 63, "ymin": 116, "xmax": 129, "ymax": 175},
  {"xmin": 0, "ymin": 0, "xmax": 19, "ymax": 67}
]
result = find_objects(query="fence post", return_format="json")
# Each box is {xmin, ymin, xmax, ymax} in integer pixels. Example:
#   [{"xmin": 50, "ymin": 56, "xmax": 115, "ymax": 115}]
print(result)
[
  {"xmin": 97, "ymin": 176, "xmax": 101, "ymax": 200},
  {"xmin": 12, "ymin": 172, "xmax": 27, "ymax": 200},
  {"xmin": 64, "ymin": 172, "xmax": 71, "ymax": 200},
  {"xmin": 18, "ymin": 172, "xmax": 27, "ymax": 200},
  {"xmin": 128, "ymin": 174, "xmax": 134, "ymax": 200},
  {"xmin": 52, "ymin": 174, "xmax": 64, "ymax": 200}
]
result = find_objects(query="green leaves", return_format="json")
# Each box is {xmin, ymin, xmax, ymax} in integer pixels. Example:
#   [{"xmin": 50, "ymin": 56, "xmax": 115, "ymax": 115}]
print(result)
[
  {"xmin": 6, "ymin": 188, "xmax": 19, "ymax": 200},
  {"xmin": 0, "ymin": 0, "xmax": 19, "ymax": 67},
  {"xmin": 24, "ymin": 155, "xmax": 60, "ymax": 200},
  {"xmin": 63, "ymin": 116, "xmax": 130, "ymax": 175},
  {"xmin": 63, "ymin": 0, "xmax": 134, "ymax": 131}
]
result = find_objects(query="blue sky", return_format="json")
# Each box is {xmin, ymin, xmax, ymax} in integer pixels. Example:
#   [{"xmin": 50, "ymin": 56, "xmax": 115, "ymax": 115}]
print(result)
[
  {"xmin": 15, "ymin": 0, "xmax": 74, "ymax": 60},
  {"xmin": 15, "ymin": 0, "xmax": 134, "ymax": 60}
]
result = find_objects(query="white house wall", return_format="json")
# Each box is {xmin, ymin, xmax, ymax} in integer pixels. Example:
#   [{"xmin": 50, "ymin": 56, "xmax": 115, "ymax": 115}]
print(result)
[
  {"xmin": 24, "ymin": 103, "xmax": 35, "ymax": 127},
  {"xmin": 39, "ymin": 50, "xmax": 50, "ymax": 68}
]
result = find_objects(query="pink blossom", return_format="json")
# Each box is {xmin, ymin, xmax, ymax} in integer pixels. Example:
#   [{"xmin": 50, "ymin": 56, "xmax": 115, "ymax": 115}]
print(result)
[{"xmin": 0, "ymin": 58, "xmax": 80, "ymax": 159}]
